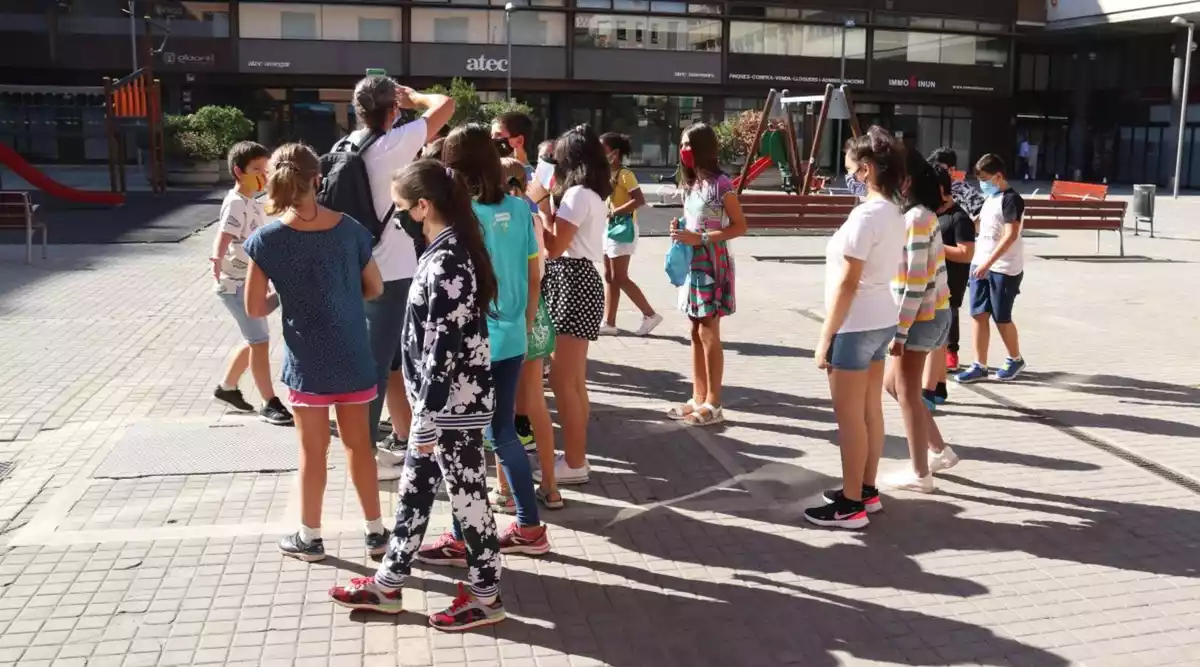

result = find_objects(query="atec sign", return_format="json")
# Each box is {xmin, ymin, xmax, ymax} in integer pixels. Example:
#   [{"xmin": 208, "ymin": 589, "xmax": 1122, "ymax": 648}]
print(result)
[
  {"xmin": 888, "ymin": 76, "xmax": 936, "ymax": 89},
  {"xmin": 466, "ymin": 55, "xmax": 508, "ymax": 73}
]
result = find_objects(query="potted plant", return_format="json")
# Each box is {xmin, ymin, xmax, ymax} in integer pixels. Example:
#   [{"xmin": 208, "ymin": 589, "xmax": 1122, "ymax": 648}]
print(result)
[{"xmin": 162, "ymin": 106, "xmax": 253, "ymax": 187}]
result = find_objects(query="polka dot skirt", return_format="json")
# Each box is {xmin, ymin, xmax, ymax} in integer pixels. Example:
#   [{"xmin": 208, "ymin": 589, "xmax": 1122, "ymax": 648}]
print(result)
[{"xmin": 542, "ymin": 257, "xmax": 603, "ymax": 342}]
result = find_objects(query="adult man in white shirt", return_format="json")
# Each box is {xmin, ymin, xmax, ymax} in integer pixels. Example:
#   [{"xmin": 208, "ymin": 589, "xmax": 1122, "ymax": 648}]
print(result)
[{"xmin": 348, "ymin": 75, "xmax": 453, "ymax": 477}]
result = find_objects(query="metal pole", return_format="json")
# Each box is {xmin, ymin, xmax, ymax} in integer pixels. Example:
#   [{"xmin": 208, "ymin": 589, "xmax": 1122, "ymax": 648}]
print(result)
[
  {"xmin": 129, "ymin": 1, "xmax": 138, "ymax": 70},
  {"xmin": 505, "ymin": 7, "xmax": 513, "ymax": 101},
  {"xmin": 1175, "ymin": 22, "xmax": 1194, "ymax": 198}
]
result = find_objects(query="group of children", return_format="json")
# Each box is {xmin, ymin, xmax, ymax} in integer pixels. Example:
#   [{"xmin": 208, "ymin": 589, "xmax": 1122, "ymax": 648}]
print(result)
[
  {"xmin": 206, "ymin": 72, "xmax": 749, "ymax": 631},
  {"xmin": 812, "ymin": 128, "xmax": 1027, "ymax": 530}
]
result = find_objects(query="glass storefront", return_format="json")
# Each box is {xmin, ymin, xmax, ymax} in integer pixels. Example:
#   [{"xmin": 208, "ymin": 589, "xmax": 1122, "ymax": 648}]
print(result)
[
  {"xmin": 872, "ymin": 15, "xmax": 1008, "ymax": 68},
  {"xmin": 892, "ymin": 105, "xmax": 972, "ymax": 165},
  {"xmin": 55, "ymin": 1, "xmax": 230, "ymax": 37},
  {"xmin": 574, "ymin": 14, "xmax": 720, "ymax": 51},
  {"xmin": 0, "ymin": 89, "xmax": 112, "ymax": 163},
  {"xmin": 410, "ymin": 7, "xmax": 565, "ymax": 45},
  {"xmin": 729, "ymin": 21, "xmax": 866, "ymax": 58},
  {"xmin": 563, "ymin": 95, "xmax": 702, "ymax": 166}
]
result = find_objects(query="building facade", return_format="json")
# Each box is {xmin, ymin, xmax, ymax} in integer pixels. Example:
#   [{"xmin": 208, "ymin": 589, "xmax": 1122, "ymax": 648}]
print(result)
[{"xmin": 1, "ymin": 0, "xmax": 1034, "ymax": 172}]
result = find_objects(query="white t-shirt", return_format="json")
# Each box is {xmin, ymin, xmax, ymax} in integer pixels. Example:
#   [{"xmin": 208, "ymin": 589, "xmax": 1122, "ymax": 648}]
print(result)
[
  {"xmin": 362, "ymin": 118, "xmax": 428, "ymax": 282},
  {"xmin": 553, "ymin": 185, "xmax": 606, "ymax": 263},
  {"xmin": 975, "ymin": 189, "xmax": 1026, "ymax": 276},
  {"xmin": 824, "ymin": 198, "xmax": 907, "ymax": 334},
  {"xmin": 214, "ymin": 189, "xmax": 265, "ymax": 294}
]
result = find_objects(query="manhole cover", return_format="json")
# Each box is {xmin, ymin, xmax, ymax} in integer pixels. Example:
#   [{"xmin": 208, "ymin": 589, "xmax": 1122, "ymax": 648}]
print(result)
[
  {"xmin": 92, "ymin": 421, "xmax": 299, "ymax": 479},
  {"xmin": 0, "ymin": 461, "xmax": 14, "ymax": 482}
]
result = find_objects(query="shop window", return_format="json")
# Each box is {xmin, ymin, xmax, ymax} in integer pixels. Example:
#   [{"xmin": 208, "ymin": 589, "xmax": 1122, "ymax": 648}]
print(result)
[
  {"xmin": 240, "ymin": 4, "xmax": 404, "ymax": 41},
  {"xmin": 411, "ymin": 8, "xmax": 565, "ymax": 45},
  {"xmin": 575, "ymin": 12, "xmax": 719, "ymax": 51},
  {"xmin": 730, "ymin": 21, "xmax": 865, "ymax": 58},
  {"xmin": 606, "ymin": 95, "xmax": 703, "ymax": 166},
  {"xmin": 54, "ymin": 1, "xmax": 229, "ymax": 37},
  {"xmin": 873, "ymin": 30, "xmax": 1008, "ymax": 67},
  {"xmin": 580, "ymin": 0, "xmax": 716, "ymax": 11}
]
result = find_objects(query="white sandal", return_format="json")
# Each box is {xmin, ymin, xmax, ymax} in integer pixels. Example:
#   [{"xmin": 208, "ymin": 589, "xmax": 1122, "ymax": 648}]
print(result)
[
  {"xmin": 683, "ymin": 403, "xmax": 724, "ymax": 427},
  {"xmin": 666, "ymin": 398, "xmax": 699, "ymax": 420}
]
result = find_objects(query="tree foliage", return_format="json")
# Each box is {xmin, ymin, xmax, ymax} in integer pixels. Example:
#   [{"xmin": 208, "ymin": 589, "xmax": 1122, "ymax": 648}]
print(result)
[{"xmin": 423, "ymin": 78, "xmax": 536, "ymax": 129}]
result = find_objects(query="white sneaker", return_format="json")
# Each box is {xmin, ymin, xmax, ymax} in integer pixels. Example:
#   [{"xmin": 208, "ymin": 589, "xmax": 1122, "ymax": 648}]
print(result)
[
  {"xmin": 532, "ymin": 453, "xmax": 589, "ymax": 485},
  {"xmin": 377, "ymin": 463, "xmax": 403, "ymax": 482},
  {"xmin": 929, "ymin": 445, "xmax": 960, "ymax": 473},
  {"xmin": 599, "ymin": 324, "xmax": 620, "ymax": 336},
  {"xmin": 882, "ymin": 470, "xmax": 935, "ymax": 493},
  {"xmin": 634, "ymin": 313, "xmax": 663, "ymax": 337}
]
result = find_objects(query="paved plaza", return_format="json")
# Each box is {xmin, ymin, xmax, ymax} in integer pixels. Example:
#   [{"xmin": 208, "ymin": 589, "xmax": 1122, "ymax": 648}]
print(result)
[{"xmin": 0, "ymin": 191, "xmax": 1198, "ymax": 667}]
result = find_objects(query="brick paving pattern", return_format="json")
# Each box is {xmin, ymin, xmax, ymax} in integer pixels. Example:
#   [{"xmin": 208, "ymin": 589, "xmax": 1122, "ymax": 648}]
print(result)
[{"xmin": 0, "ymin": 194, "xmax": 1198, "ymax": 666}]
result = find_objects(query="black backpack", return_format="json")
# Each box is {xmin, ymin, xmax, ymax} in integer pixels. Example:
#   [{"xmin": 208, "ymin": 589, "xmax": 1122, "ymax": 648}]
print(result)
[{"xmin": 317, "ymin": 130, "xmax": 391, "ymax": 244}]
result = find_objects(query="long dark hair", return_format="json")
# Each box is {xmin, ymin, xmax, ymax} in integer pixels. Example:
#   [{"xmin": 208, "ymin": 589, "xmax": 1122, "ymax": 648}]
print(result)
[
  {"xmin": 443, "ymin": 124, "xmax": 505, "ymax": 206},
  {"xmin": 552, "ymin": 124, "xmax": 613, "ymax": 202},
  {"xmin": 600, "ymin": 132, "xmax": 632, "ymax": 184},
  {"xmin": 844, "ymin": 126, "xmax": 906, "ymax": 200},
  {"xmin": 393, "ymin": 160, "xmax": 498, "ymax": 316},
  {"xmin": 680, "ymin": 123, "xmax": 722, "ymax": 189},
  {"xmin": 904, "ymin": 148, "xmax": 942, "ymax": 212}
]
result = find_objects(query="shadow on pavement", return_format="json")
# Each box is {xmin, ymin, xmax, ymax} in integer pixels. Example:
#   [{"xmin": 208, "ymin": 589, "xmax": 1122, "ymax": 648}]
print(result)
[
  {"xmin": 0, "ymin": 190, "xmax": 222, "ymax": 245},
  {"xmin": 1015, "ymin": 371, "xmax": 1200, "ymax": 407}
]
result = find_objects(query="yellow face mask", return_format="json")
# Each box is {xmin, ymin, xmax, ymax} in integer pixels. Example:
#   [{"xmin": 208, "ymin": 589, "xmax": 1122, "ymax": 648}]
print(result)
[{"xmin": 238, "ymin": 171, "xmax": 266, "ymax": 194}]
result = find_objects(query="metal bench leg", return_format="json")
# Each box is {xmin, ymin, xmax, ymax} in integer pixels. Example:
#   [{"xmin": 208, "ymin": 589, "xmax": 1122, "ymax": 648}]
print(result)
[
  {"xmin": 1118, "ymin": 226, "xmax": 1125, "ymax": 257},
  {"xmin": 1096, "ymin": 229, "xmax": 1101, "ymax": 254},
  {"xmin": 41, "ymin": 225, "xmax": 47, "ymax": 259},
  {"xmin": 25, "ymin": 223, "xmax": 32, "ymax": 265}
]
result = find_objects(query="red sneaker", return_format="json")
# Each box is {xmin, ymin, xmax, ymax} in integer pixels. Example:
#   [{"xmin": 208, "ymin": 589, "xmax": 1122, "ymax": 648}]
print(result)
[
  {"xmin": 329, "ymin": 577, "xmax": 404, "ymax": 614},
  {"xmin": 498, "ymin": 523, "xmax": 550, "ymax": 556},
  {"xmin": 415, "ymin": 532, "xmax": 468, "ymax": 568},
  {"xmin": 946, "ymin": 350, "xmax": 960, "ymax": 372}
]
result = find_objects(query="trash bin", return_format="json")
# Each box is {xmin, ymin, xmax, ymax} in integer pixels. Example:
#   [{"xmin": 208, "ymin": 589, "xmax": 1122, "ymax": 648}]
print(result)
[{"xmin": 1132, "ymin": 184, "xmax": 1156, "ymax": 237}]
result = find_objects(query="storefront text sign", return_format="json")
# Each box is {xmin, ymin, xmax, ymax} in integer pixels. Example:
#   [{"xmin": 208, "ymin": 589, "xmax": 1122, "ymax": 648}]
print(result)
[
  {"xmin": 465, "ymin": 56, "xmax": 508, "ymax": 73},
  {"xmin": 888, "ymin": 76, "xmax": 937, "ymax": 89}
]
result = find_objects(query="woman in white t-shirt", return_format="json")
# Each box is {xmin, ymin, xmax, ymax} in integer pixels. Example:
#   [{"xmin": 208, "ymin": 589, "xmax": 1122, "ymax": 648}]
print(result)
[
  {"xmin": 533, "ymin": 125, "xmax": 611, "ymax": 488},
  {"xmin": 806, "ymin": 127, "xmax": 908, "ymax": 531}
]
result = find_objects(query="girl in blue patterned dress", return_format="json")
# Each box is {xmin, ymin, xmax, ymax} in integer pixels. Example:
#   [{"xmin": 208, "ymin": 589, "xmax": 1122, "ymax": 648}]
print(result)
[{"xmin": 666, "ymin": 123, "xmax": 748, "ymax": 427}]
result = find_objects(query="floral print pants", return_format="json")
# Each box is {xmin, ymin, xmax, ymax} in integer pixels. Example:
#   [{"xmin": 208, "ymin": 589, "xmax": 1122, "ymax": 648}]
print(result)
[{"xmin": 374, "ymin": 428, "xmax": 501, "ymax": 599}]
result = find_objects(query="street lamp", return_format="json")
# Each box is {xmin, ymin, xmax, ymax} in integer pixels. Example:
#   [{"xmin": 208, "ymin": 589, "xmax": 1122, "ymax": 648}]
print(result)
[
  {"xmin": 504, "ymin": 2, "xmax": 515, "ymax": 101},
  {"xmin": 1172, "ymin": 15, "xmax": 1194, "ymax": 198},
  {"xmin": 839, "ymin": 19, "xmax": 856, "ymax": 85}
]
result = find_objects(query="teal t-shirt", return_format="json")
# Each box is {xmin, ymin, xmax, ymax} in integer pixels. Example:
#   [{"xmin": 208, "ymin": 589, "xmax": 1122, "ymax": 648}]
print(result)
[{"xmin": 473, "ymin": 195, "xmax": 537, "ymax": 362}]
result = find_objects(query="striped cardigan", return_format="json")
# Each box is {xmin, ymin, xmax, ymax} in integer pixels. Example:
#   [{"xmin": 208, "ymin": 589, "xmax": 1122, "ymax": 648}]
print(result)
[{"xmin": 892, "ymin": 206, "xmax": 950, "ymax": 342}]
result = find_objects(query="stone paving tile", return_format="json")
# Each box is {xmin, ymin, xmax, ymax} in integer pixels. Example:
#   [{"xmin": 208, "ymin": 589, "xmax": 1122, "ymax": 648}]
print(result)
[{"xmin": 1, "ymin": 205, "xmax": 1199, "ymax": 666}]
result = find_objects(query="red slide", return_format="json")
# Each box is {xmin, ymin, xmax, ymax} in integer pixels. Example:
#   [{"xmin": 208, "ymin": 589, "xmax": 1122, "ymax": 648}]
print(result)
[
  {"xmin": 0, "ymin": 143, "xmax": 125, "ymax": 206},
  {"xmin": 732, "ymin": 156, "xmax": 772, "ymax": 190}
]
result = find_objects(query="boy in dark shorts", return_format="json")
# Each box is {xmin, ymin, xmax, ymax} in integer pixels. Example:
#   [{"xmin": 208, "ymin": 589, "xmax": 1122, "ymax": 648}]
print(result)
[
  {"xmin": 924, "ymin": 166, "xmax": 975, "ymax": 405},
  {"xmin": 956, "ymin": 154, "xmax": 1026, "ymax": 384}
]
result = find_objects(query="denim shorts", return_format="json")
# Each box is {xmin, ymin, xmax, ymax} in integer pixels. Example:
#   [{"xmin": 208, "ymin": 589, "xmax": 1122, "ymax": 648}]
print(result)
[
  {"xmin": 217, "ymin": 285, "xmax": 270, "ymax": 345},
  {"xmin": 905, "ymin": 308, "xmax": 952, "ymax": 352},
  {"xmin": 827, "ymin": 325, "xmax": 896, "ymax": 371},
  {"xmin": 969, "ymin": 269, "xmax": 1023, "ymax": 324}
]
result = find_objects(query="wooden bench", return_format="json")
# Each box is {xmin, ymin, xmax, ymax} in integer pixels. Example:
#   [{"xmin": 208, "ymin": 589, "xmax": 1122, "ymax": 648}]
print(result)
[
  {"xmin": 1023, "ymin": 199, "xmax": 1127, "ymax": 256},
  {"xmin": 0, "ymin": 191, "xmax": 45, "ymax": 264},
  {"xmin": 1049, "ymin": 180, "xmax": 1108, "ymax": 202},
  {"xmin": 741, "ymin": 193, "xmax": 859, "ymax": 230}
]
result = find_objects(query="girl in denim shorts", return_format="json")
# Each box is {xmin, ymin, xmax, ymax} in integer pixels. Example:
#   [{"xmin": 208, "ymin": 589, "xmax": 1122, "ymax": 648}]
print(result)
[{"xmin": 808, "ymin": 127, "xmax": 907, "ymax": 531}]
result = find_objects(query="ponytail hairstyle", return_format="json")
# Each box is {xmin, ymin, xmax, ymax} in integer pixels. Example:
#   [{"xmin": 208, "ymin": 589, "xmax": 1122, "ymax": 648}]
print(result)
[
  {"xmin": 680, "ymin": 122, "xmax": 722, "ymax": 189},
  {"xmin": 264, "ymin": 143, "xmax": 321, "ymax": 216},
  {"xmin": 500, "ymin": 157, "xmax": 527, "ymax": 197},
  {"xmin": 844, "ymin": 126, "xmax": 906, "ymax": 200},
  {"xmin": 903, "ymin": 146, "xmax": 943, "ymax": 213},
  {"xmin": 392, "ymin": 160, "xmax": 498, "ymax": 316},
  {"xmin": 443, "ymin": 123, "xmax": 506, "ymax": 206}
]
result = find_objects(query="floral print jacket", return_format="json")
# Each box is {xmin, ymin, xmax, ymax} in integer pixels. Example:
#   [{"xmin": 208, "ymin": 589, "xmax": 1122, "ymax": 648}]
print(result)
[{"xmin": 401, "ymin": 228, "xmax": 495, "ymax": 447}]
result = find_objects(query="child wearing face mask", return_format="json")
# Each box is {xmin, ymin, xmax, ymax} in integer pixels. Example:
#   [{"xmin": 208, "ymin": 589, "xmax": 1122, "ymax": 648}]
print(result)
[
  {"xmin": 211, "ymin": 141, "xmax": 292, "ymax": 427},
  {"xmin": 666, "ymin": 123, "xmax": 749, "ymax": 428},
  {"xmin": 242, "ymin": 143, "xmax": 389, "ymax": 563}
]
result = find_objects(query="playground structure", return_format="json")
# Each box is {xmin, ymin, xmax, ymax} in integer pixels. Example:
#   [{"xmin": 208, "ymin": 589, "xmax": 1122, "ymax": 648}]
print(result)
[{"xmin": 103, "ymin": 15, "xmax": 166, "ymax": 196}]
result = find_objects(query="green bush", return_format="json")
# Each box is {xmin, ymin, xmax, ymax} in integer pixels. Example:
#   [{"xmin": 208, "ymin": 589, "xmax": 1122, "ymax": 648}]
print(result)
[
  {"xmin": 423, "ymin": 79, "xmax": 536, "ymax": 130},
  {"xmin": 163, "ymin": 106, "xmax": 252, "ymax": 163}
]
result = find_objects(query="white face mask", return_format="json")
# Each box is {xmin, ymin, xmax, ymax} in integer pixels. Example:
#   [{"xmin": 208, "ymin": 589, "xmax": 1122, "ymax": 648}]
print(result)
[{"xmin": 534, "ymin": 158, "xmax": 554, "ymax": 190}]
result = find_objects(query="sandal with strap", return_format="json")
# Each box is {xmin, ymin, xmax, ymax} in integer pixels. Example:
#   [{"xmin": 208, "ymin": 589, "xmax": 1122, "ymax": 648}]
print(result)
[
  {"xmin": 667, "ymin": 398, "xmax": 699, "ymax": 420},
  {"xmin": 683, "ymin": 403, "xmax": 725, "ymax": 427},
  {"xmin": 536, "ymin": 487, "xmax": 564, "ymax": 510}
]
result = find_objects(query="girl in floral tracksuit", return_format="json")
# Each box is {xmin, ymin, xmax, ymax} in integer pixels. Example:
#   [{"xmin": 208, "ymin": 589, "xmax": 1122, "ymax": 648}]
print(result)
[{"xmin": 329, "ymin": 160, "xmax": 506, "ymax": 633}]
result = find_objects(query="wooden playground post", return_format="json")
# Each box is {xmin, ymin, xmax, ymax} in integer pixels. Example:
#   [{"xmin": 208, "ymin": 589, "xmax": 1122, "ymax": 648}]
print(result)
[
  {"xmin": 103, "ymin": 77, "xmax": 119, "ymax": 194},
  {"xmin": 778, "ymin": 90, "xmax": 803, "ymax": 194},
  {"xmin": 149, "ymin": 78, "xmax": 165, "ymax": 194},
  {"xmin": 841, "ymin": 86, "xmax": 863, "ymax": 138},
  {"xmin": 735, "ymin": 88, "xmax": 778, "ymax": 196},
  {"xmin": 799, "ymin": 85, "xmax": 835, "ymax": 196}
]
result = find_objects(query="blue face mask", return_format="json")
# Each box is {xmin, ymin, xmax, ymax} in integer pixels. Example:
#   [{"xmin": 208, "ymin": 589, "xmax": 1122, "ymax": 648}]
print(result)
[{"xmin": 979, "ymin": 180, "xmax": 1001, "ymax": 197}]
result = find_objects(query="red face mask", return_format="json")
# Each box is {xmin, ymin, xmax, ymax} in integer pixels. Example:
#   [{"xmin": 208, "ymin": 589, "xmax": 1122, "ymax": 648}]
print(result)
[{"xmin": 679, "ymin": 146, "xmax": 695, "ymax": 169}]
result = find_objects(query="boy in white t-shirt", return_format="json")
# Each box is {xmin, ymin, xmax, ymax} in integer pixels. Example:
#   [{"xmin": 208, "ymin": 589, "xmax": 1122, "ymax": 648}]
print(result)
[
  {"xmin": 956, "ymin": 154, "xmax": 1026, "ymax": 384},
  {"xmin": 210, "ymin": 141, "xmax": 292, "ymax": 425}
]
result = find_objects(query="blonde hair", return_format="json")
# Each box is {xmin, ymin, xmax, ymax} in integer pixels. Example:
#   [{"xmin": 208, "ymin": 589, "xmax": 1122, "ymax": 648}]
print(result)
[
  {"xmin": 500, "ymin": 157, "xmax": 527, "ymax": 196},
  {"xmin": 265, "ymin": 143, "xmax": 321, "ymax": 216}
]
